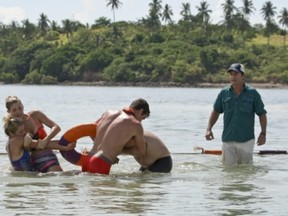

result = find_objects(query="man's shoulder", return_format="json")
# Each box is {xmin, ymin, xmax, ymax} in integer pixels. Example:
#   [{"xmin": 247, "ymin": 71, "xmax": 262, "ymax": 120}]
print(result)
[
  {"xmin": 123, "ymin": 115, "xmax": 141, "ymax": 124},
  {"xmin": 105, "ymin": 109, "xmax": 120, "ymax": 115},
  {"xmin": 102, "ymin": 109, "xmax": 120, "ymax": 119},
  {"xmin": 244, "ymin": 84, "xmax": 260, "ymax": 96},
  {"xmin": 218, "ymin": 86, "xmax": 232, "ymax": 97}
]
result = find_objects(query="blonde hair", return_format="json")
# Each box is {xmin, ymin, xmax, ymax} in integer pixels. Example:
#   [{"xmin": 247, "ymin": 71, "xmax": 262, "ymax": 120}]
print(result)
[
  {"xmin": 3, "ymin": 115, "xmax": 24, "ymax": 136},
  {"xmin": 5, "ymin": 96, "xmax": 21, "ymax": 112}
]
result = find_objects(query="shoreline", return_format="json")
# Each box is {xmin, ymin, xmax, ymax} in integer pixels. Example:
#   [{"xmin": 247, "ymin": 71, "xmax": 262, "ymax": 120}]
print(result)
[
  {"xmin": 61, "ymin": 81, "xmax": 288, "ymax": 89},
  {"xmin": 2, "ymin": 81, "xmax": 288, "ymax": 89}
]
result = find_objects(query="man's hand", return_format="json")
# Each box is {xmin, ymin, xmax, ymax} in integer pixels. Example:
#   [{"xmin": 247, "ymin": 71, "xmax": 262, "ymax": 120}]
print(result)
[
  {"xmin": 257, "ymin": 133, "xmax": 266, "ymax": 146},
  {"xmin": 205, "ymin": 129, "xmax": 214, "ymax": 140}
]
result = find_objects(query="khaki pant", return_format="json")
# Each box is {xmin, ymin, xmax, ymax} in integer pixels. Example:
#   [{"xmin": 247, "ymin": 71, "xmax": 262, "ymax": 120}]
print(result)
[{"xmin": 222, "ymin": 139, "xmax": 255, "ymax": 165}]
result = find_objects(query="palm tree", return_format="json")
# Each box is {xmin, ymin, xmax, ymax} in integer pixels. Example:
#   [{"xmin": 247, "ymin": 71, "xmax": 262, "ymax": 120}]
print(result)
[
  {"xmin": 239, "ymin": 0, "xmax": 255, "ymax": 47},
  {"xmin": 38, "ymin": 13, "xmax": 50, "ymax": 35},
  {"xmin": 180, "ymin": 3, "xmax": 191, "ymax": 21},
  {"xmin": 196, "ymin": 1, "xmax": 212, "ymax": 34},
  {"xmin": 261, "ymin": 1, "xmax": 277, "ymax": 45},
  {"xmin": 148, "ymin": 0, "xmax": 162, "ymax": 30},
  {"xmin": 62, "ymin": 19, "xmax": 73, "ymax": 39},
  {"xmin": 162, "ymin": 4, "xmax": 173, "ymax": 25},
  {"xmin": 221, "ymin": 0, "xmax": 238, "ymax": 32},
  {"xmin": 261, "ymin": 1, "xmax": 277, "ymax": 21},
  {"xmin": 106, "ymin": 0, "xmax": 122, "ymax": 23},
  {"xmin": 241, "ymin": 0, "xmax": 255, "ymax": 21},
  {"xmin": 22, "ymin": 19, "xmax": 36, "ymax": 39},
  {"xmin": 149, "ymin": 0, "xmax": 162, "ymax": 18},
  {"xmin": 51, "ymin": 21, "xmax": 61, "ymax": 32},
  {"xmin": 278, "ymin": 7, "xmax": 288, "ymax": 48},
  {"xmin": 10, "ymin": 21, "xmax": 19, "ymax": 31}
]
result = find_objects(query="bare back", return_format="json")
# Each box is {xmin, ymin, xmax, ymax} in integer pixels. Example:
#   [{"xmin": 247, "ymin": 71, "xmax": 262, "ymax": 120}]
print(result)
[
  {"xmin": 90, "ymin": 110, "xmax": 146, "ymax": 163},
  {"xmin": 134, "ymin": 131, "xmax": 170, "ymax": 167},
  {"xmin": 6, "ymin": 137, "xmax": 25, "ymax": 161}
]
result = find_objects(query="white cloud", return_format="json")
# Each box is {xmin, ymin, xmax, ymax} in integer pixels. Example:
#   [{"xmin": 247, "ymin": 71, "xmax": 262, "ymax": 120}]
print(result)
[
  {"xmin": 210, "ymin": 0, "xmax": 225, "ymax": 24},
  {"xmin": 72, "ymin": 0, "xmax": 117, "ymax": 24},
  {"xmin": 0, "ymin": 7, "xmax": 26, "ymax": 24}
]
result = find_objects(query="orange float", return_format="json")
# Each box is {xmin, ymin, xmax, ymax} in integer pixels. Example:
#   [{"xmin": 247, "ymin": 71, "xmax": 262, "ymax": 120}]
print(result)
[{"xmin": 59, "ymin": 123, "xmax": 97, "ymax": 166}]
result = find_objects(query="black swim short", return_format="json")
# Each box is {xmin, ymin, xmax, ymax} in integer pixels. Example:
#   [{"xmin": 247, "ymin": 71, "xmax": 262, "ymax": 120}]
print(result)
[{"xmin": 140, "ymin": 156, "xmax": 172, "ymax": 173}]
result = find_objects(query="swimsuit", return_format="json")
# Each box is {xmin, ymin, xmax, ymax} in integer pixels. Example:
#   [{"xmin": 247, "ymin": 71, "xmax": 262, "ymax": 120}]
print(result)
[
  {"xmin": 26, "ymin": 112, "xmax": 48, "ymax": 140},
  {"xmin": 32, "ymin": 126, "xmax": 47, "ymax": 140},
  {"xmin": 27, "ymin": 113, "xmax": 61, "ymax": 173},
  {"xmin": 7, "ymin": 142, "xmax": 35, "ymax": 171},
  {"xmin": 31, "ymin": 150, "xmax": 60, "ymax": 173},
  {"xmin": 82, "ymin": 154, "xmax": 113, "ymax": 175},
  {"xmin": 140, "ymin": 156, "xmax": 173, "ymax": 173}
]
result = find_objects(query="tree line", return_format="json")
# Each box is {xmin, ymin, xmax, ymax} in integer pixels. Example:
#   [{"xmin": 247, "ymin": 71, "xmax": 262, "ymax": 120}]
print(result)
[{"xmin": 0, "ymin": 0, "xmax": 287, "ymax": 85}]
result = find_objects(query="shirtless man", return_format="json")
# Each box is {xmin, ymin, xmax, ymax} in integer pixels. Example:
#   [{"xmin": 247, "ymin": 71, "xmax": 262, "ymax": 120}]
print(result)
[
  {"xmin": 123, "ymin": 130, "xmax": 172, "ymax": 173},
  {"xmin": 82, "ymin": 98, "xmax": 150, "ymax": 175}
]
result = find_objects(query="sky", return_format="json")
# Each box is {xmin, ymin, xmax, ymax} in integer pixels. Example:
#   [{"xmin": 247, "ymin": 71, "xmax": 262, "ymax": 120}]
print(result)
[{"xmin": 0, "ymin": 0, "xmax": 285, "ymax": 26}]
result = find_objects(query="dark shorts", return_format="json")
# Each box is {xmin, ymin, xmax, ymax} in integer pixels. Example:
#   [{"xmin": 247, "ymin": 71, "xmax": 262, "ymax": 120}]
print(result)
[{"xmin": 140, "ymin": 156, "xmax": 172, "ymax": 173}]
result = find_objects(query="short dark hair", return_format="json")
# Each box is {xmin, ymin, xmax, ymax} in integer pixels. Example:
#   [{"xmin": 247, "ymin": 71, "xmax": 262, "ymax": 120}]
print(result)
[{"xmin": 129, "ymin": 98, "xmax": 150, "ymax": 117}]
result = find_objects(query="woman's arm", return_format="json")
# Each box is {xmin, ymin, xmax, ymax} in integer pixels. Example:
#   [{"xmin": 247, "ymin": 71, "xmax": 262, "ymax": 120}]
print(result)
[
  {"xmin": 24, "ymin": 134, "xmax": 75, "ymax": 151},
  {"xmin": 32, "ymin": 110, "xmax": 61, "ymax": 149},
  {"xmin": 46, "ymin": 140, "xmax": 76, "ymax": 151},
  {"xmin": 23, "ymin": 134, "xmax": 38, "ymax": 150}
]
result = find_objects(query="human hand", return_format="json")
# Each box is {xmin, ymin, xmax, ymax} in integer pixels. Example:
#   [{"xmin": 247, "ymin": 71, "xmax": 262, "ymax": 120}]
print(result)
[
  {"xmin": 257, "ymin": 133, "xmax": 266, "ymax": 146},
  {"xmin": 24, "ymin": 133, "xmax": 32, "ymax": 148},
  {"xmin": 205, "ymin": 130, "xmax": 214, "ymax": 140},
  {"xmin": 193, "ymin": 146, "xmax": 205, "ymax": 153},
  {"xmin": 36, "ymin": 139, "xmax": 47, "ymax": 149},
  {"xmin": 81, "ymin": 147, "xmax": 90, "ymax": 155},
  {"xmin": 66, "ymin": 142, "xmax": 76, "ymax": 151}
]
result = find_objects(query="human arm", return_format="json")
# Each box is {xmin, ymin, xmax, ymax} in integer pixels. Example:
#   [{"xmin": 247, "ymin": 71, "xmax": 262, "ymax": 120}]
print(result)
[
  {"xmin": 257, "ymin": 113, "xmax": 267, "ymax": 146},
  {"xmin": 24, "ymin": 133, "xmax": 38, "ymax": 150},
  {"xmin": 130, "ymin": 124, "xmax": 146, "ymax": 157},
  {"xmin": 32, "ymin": 110, "xmax": 61, "ymax": 149},
  {"xmin": 205, "ymin": 110, "xmax": 220, "ymax": 140},
  {"xmin": 122, "ymin": 145, "xmax": 140, "ymax": 155},
  {"xmin": 24, "ymin": 134, "xmax": 75, "ymax": 151},
  {"xmin": 121, "ymin": 138, "xmax": 136, "ymax": 155},
  {"xmin": 46, "ymin": 140, "xmax": 76, "ymax": 151}
]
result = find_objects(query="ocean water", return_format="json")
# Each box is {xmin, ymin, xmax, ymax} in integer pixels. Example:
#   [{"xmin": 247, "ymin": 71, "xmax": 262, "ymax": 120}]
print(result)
[{"xmin": 0, "ymin": 85, "xmax": 288, "ymax": 215}]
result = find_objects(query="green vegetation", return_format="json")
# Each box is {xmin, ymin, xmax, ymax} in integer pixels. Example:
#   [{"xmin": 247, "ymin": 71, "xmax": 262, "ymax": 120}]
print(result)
[{"xmin": 0, "ymin": 0, "xmax": 288, "ymax": 85}]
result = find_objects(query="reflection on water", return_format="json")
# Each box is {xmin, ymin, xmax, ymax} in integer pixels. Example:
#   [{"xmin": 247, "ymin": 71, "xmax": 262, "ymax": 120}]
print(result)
[
  {"xmin": 203, "ymin": 165, "xmax": 270, "ymax": 216},
  {"xmin": 86, "ymin": 175, "xmax": 167, "ymax": 214},
  {"xmin": 0, "ymin": 153, "xmax": 286, "ymax": 215}
]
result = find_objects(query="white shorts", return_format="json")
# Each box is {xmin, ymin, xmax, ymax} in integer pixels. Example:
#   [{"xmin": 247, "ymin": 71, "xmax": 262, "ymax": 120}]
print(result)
[{"xmin": 222, "ymin": 139, "xmax": 255, "ymax": 165}]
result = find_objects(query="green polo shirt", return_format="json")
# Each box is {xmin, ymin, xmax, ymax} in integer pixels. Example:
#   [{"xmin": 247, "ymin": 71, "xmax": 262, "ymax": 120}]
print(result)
[{"xmin": 213, "ymin": 84, "xmax": 267, "ymax": 142}]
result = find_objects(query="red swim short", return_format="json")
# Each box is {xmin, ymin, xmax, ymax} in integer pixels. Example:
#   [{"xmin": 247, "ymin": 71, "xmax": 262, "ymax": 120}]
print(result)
[{"xmin": 82, "ymin": 154, "xmax": 112, "ymax": 175}]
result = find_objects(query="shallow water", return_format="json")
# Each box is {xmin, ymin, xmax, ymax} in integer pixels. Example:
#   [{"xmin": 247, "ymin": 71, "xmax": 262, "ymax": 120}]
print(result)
[{"xmin": 0, "ymin": 85, "xmax": 288, "ymax": 215}]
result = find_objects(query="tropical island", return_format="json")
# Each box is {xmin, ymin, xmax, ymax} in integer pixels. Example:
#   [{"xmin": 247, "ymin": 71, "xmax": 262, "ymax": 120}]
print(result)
[{"xmin": 0, "ymin": 0, "xmax": 287, "ymax": 87}]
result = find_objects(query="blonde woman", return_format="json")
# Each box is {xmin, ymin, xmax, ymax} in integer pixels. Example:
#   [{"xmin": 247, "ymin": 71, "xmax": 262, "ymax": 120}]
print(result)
[
  {"xmin": 3, "ymin": 116, "xmax": 75, "ymax": 171},
  {"xmin": 5, "ymin": 96, "xmax": 63, "ymax": 172}
]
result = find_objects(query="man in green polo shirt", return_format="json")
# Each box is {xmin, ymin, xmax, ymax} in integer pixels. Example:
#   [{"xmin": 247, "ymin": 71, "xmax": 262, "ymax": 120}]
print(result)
[{"xmin": 205, "ymin": 63, "xmax": 267, "ymax": 165}]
